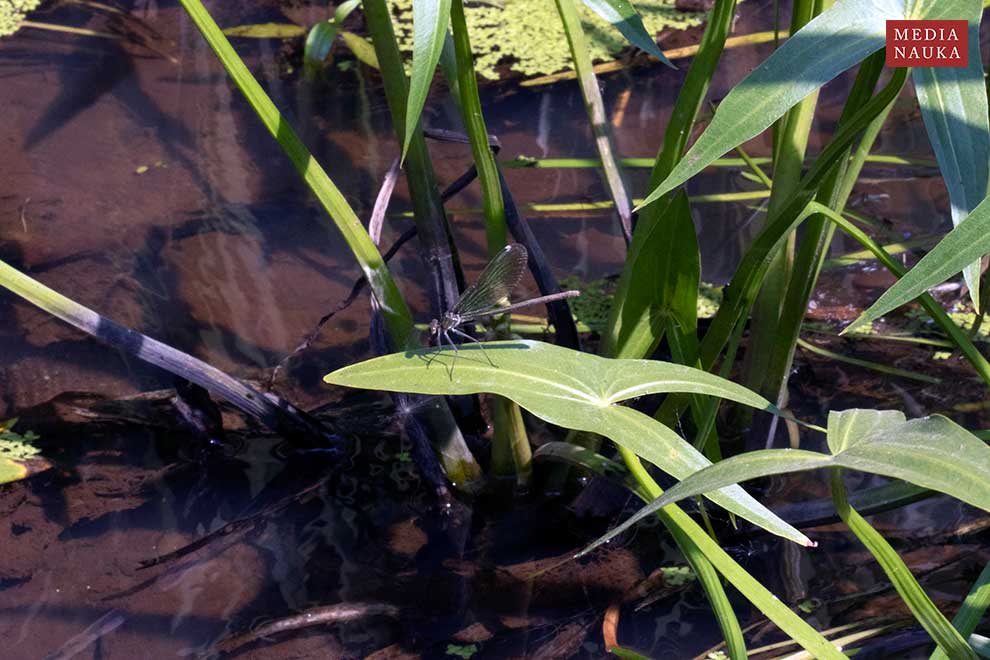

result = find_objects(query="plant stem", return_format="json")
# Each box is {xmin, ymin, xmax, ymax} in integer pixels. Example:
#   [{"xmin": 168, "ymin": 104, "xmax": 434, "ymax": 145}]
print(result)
[
  {"xmin": 362, "ymin": 0, "xmax": 463, "ymax": 318},
  {"xmin": 449, "ymin": 0, "xmax": 529, "ymax": 484},
  {"xmin": 177, "ymin": 0, "xmax": 414, "ymax": 348},
  {"xmin": 553, "ymin": 0, "xmax": 633, "ymax": 243},
  {"xmin": 830, "ymin": 469, "xmax": 976, "ymax": 659}
]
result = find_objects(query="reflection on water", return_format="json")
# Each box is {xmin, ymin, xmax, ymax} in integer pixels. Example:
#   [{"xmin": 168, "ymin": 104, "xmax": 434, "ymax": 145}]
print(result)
[{"xmin": 0, "ymin": 0, "xmax": 977, "ymax": 657}]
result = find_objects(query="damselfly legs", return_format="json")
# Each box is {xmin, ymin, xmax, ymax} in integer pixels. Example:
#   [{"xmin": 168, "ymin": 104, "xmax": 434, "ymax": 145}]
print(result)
[{"xmin": 427, "ymin": 244, "xmax": 579, "ymax": 371}]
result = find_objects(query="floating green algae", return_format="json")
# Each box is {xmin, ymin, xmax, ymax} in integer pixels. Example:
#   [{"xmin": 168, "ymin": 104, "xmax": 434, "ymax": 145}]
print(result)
[
  {"xmin": 386, "ymin": 0, "xmax": 705, "ymax": 80},
  {"xmin": 561, "ymin": 276, "xmax": 724, "ymax": 336},
  {"xmin": 1, "ymin": 0, "xmax": 41, "ymax": 38}
]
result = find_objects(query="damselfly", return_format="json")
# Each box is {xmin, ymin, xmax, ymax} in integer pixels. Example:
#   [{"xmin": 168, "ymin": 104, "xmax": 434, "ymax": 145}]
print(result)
[{"xmin": 428, "ymin": 244, "xmax": 580, "ymax": 367}]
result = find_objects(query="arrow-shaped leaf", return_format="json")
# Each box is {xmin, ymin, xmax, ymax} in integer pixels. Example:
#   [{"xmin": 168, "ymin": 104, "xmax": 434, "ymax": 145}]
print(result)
[
  {"xmin": 577, "ymin": 409, "xmax": 990, "ymax": 556},
  {"xmin": 325, "ymin": 340, "xmax": 811, "ymax": 545}
]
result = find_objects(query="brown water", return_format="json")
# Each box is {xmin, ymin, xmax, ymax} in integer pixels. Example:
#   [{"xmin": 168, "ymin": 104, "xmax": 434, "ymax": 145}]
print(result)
[{"xmin": 1, "ymin": 0, "xmax": 987, "ymax": 658}]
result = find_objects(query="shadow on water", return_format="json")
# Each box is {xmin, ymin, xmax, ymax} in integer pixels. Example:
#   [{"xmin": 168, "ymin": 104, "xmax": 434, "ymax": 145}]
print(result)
[{"xmin": 0, "ymin": 0, "xmax": 987, "ymax": 657}]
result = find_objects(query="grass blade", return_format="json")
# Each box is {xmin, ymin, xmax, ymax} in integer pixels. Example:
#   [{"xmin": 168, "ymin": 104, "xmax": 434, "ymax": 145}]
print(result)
[
  {"xmin": 638, "ymin": 0, "xmax": 901, "ymax": 209},
  {"xmin": 579, "ymin": 0, "xmax": 673, "ymax": 67},
  {"xmin": 930, "ymin": 560, "xmax": 990, "ymax": 660},
  {"xmin": 911, "ymin": 0, "xmax": 988, "ymax": 308},
  {"xmin": 555, "ymin": 0, "xmax": 634, "ymax": 242},
  {"xmin": 831, "ymin": 469, "xmax": 977, "ymax": 659},
  {"xmin": 403, "ymin": 0, "xmax": 452, "ymax": 161},
  {"xmin": 177, "ymin": 0, "xmax": 415, "ymax": 349}
]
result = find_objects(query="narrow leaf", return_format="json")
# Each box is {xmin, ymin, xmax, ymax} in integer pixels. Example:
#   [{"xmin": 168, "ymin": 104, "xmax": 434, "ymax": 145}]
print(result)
[
  {"xmin": 638, "ymin": 0, "xmax": 901, "ymax": 209},
  {"xmin": 911, "ymin": 0, "xmax": 989, "ymax": 307},
  {"xmin": 580, "ymin": 0, "xmax": 674, "ymax": 68},
  {"xmin": 847, "ymin": 193, "xmax": 990, "ymax": 333},
  {"xmin": 340, "ymin": 31, "xmax": 380, "ymax": 69},
  {"xmin": 222, "ymin": 23, "xmax": 306, "ymax": 38},
  {"xmin": 303, "ymin": 21, "xmax": 338, "ymax": 78},
  {"xmin": 403, "ymin": 0, "xmax": 452, "ymax": 161}
]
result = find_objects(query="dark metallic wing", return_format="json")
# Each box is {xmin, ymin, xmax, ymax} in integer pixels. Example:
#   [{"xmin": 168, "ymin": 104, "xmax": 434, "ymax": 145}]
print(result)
[{"xmin": 451, "ymin": 244, "xmax": 528, "ymax": 316}]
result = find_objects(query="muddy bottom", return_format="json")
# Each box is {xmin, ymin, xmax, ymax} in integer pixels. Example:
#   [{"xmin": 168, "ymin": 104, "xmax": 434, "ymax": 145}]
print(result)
[
  {"xmin": 2, "ymin": 0, "xmax": 989, "ymax": 657},
  {"xmin": 3, "ymin": 339, "xmax": 988, "ymax": 659}
]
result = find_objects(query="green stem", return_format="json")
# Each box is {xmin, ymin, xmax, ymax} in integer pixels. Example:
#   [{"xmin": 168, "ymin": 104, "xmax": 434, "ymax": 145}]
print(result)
[
  {"xmin": 831, "ymin": 469, "xmax": 976, "ymax": 659},
  {"xmin": 449, "ymin": 0, "xmax": 529, "ymax": 484},
  {"xmin": 614, "ymin": 445, "xmax": 843, "ymax": 659},
  {"xmin": 362, "ymin": 0, "xmax": 463, "ymax": 314},
  {"xmin": 764, "ymin": 49, "xmax": 888, "ymax": 405},
  {"xmin": 177, "ymin": 0, "xmax": 413, "ymax": 348},
  {"xmin": 742, "ymin": 0, "xmax": 825, "ymax": 400},
  {"xmin": 553, "ymin": 0, "xmax": 633, "ymax": 242},
  {"xmin": 449, "ymin": 0, "xmax": 506, "ymax": 254}
]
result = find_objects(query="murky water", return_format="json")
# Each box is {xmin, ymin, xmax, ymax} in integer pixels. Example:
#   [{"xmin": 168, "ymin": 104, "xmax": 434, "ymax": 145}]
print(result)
[{"xmin": 1, "ymin": 0, "xmax": 987, "ymax": 658}]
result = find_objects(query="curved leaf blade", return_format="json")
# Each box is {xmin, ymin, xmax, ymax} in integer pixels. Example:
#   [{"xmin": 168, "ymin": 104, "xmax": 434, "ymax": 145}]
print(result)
[
  {"xmin": 325, "ymin": 340, "xmax": 810, "ymax": 544},
  {"xmin": 580, "ymin": 0, "xmax": 674, "ymax": 68},
  {"xmin": 403, "ymin": 0, "xmax": 452, "ymax": 161},
  {"xmin": 579, "ymin": 408, "xmax": 990, "ymax": 555},
  {"xmin": 912, "ymin": 0, "xmax": 989, "ymax": 307},
  {"xmin": 846, "ymin": 193, "xmax": 990, "ymax": 333},
  {"xmin": 304, "ymin": 21, "xmax": 338, "ymax": 78},
  {"xmin": 637, "ymin": 0, "xmax": 901, "ymax": 210}
]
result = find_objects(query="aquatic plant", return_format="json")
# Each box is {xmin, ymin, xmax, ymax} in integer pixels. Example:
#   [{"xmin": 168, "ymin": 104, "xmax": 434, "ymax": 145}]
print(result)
[
  {"xmin": 0, "ymin": 418, "xmax": 49, "ymax": 485},
  {"xmin": 0, "ymin": 0, "xmax": 40, "ymax": 37},
  {"xmin": 386, "ymin": 0, "xmax": 700, "ymax": 79},
  {"xmin": 6, "ymin": 0, "xmax": 990, "ymax": 655}
]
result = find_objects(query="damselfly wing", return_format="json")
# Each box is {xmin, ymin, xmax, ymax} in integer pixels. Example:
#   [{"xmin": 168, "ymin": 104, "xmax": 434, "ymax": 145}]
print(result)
[{"xmin": 428, "ymin": 244, "xmax": 580, "ymax": 370}]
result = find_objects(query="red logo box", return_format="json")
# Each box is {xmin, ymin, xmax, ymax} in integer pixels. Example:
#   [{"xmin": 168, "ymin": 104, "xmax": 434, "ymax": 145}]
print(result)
[{"xmin": 886, "ymin": 20, "xmax": 968, "ymax": 67}]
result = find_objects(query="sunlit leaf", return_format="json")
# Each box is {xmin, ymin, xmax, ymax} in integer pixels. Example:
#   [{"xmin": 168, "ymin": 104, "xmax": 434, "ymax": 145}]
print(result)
[
  {"xmin": 911, "ymin": 0, "xmax": 988, "ymax": 308},
  {"xmin": 325, "ymin": 340, "xmax": 811, "ymax": 545},
  {"xmin": 846, "ymin": 193, "xmax": 990, "ymax": 333},
  {"xmin": 638, "ymin": 0, "xmax": 902, "ymax": 209},
  {"xmin": 340, "ymin": 31, "xmax": 380, "ymax": 69},
  {"xmin": 403, "ymin": 0, "xmax": 452, "ymax": 161},
  {"xmin": 580, "ymin": 0, "xmax": 673, "ymax": 68},
  {"xmin": 333, "ymin": 0, "xmax": 361, "ymax": 24},
  {"xmin": 580, "ymin": 409, "xmax": 990, "ymax": 554},
  {"xmin": 222, "ymin": 23, "xmax": 306, "ymax": 38}
]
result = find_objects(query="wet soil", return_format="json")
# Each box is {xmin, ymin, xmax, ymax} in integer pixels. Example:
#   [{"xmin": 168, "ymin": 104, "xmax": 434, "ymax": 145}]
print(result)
[{"xmin": 1, "ymin": 0, "xmax": 989, "ymax": 658}]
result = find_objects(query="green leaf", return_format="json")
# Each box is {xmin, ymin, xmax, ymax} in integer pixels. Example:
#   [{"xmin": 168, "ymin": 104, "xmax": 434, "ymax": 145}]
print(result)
[
  {"xmin": 911, "ymin": 0, "xmax": 989, "ymax": 308},
  {"xmin": 340, "ymin": 30, "xmax": 380, "ymax": 69},
  {"xmin": 581, "ymin": 409, "xmax": 990, "ymax": 552},
  {"xmin": 325, "ymin": 340, "xmax": 811, "ymax": 545},
  {"xmin": 304, "ymin": 21, "xmax": 338, "ymax": 78},
  {"xmin": 580, "ymin": 0, "xmax": 674, "ymax": 68},
  {"xmin": 222, "ymin": 23, "xmax": 306, "ymax": 38},
  {"xmin": 0, "ymin": 456, "xmax": 51, "ymax": 484},
  {"xmin": 333, "ymin": 0, "xmax": 361, "ymax": 23},
  {"xmin": 846, "ymin": 192, "xmax": 990, "ymax": 333},
  {"xmin": 403, "ymin": 0, "xmax": 452, "ymax": 161},
  {"xmin": 638, "ymin": 0, "xmax": 902, "ymax": 210},
  {"xmin": 603, "ymin": 190, "xmax": 698, "ymax": 359}
]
